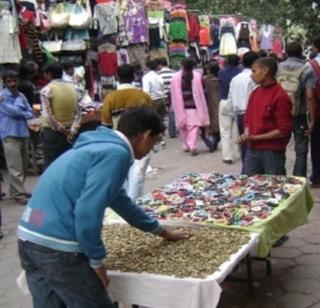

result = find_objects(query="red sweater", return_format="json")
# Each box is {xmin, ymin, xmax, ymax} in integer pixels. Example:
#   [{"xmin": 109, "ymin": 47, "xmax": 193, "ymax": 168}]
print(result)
[{"xmin": 244, "ymin": 83, "xmax": 292, "ymax": 151}]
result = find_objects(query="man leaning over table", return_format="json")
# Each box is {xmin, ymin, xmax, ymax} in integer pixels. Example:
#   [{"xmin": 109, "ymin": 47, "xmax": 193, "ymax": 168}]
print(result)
[{"xmin": 17, "ymin": 107, "xmax": 189, "ymax": 308}]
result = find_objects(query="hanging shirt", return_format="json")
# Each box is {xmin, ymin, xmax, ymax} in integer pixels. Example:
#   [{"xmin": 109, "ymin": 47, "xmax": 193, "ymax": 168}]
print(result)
[{"xmin": 94, "ymin": 2, "xmax": 122, "ymax": 35}]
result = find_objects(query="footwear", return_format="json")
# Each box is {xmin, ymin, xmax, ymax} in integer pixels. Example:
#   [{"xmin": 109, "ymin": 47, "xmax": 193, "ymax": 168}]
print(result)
[
  {"xmin": 183, "ymin": 148, "xmax": 190, "ymax": 152},
  {"xmin": 223, "ymin": 160, "xmax": 233, "ymax": 165},
  {"xmin": 209, "ymin": 144, "xmax": 218, "ymax": 153},
  {"xmin": 12, "ymin": 196, "xmax": 29, "ymax": 206},
  {"xmin": 0, "ymin": 230, "xmax": 3, "ymax": 240},
  {"xmin": 190, "ymin": 150, "xmax": 198, "ymax": 156},
  {"xmin": 273, "ymin": 235, "xmax": 289, "ymax": 247}
]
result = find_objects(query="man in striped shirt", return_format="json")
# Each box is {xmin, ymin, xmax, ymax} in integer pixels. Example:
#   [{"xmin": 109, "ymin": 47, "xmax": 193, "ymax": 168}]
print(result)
[{"xmin": 157, "ymin": 58, "xmax": 177, "ymax": 138}]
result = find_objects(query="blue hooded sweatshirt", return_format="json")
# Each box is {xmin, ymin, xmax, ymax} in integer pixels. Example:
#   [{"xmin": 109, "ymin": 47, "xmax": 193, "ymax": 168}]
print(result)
[{"xmin": 18, "ymin": 126, "xmax": 162, "ymax": 268}]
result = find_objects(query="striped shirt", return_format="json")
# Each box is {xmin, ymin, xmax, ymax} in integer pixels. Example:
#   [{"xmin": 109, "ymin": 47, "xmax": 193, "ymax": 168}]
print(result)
[{"xmin": 158, "ymin": 67, "xmax": 176, "ymax": 97}]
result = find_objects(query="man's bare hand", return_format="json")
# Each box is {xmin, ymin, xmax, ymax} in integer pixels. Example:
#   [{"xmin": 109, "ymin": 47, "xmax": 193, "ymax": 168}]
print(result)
[{"xmin": 93, "ymin": 264, "xmax": 110, "ymax": 288}]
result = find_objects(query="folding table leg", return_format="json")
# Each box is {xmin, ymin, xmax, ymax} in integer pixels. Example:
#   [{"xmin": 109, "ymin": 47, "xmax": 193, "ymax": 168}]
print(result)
[{"xmin": 246, "ymin": 254, "xmax": 254, "ymax": 296}]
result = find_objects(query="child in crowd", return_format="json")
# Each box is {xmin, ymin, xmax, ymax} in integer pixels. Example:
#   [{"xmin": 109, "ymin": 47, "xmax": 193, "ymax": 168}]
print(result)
[{"xmin": 238, "ymin": 57, "xmax": 292, "ymax": 176}]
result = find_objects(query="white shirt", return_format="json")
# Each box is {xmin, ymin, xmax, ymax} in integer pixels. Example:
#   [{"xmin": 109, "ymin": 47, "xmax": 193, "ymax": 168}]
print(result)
[
  {"xmin": 228, "ymin": 68, "xmax": 256, "ymax": 114},
  {"xmin": 142, "ymin": 71, "xmax": 165, "ymax": 100},
  {"xmin": 114, "ymin": 130, "xmax": 134, "ymax": 162}
]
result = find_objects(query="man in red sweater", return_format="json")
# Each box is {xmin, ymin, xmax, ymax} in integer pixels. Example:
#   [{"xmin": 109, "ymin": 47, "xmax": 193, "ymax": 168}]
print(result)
[{"xmin": 238, "ymin": 57, "xmax": 292, "ymax": 176}]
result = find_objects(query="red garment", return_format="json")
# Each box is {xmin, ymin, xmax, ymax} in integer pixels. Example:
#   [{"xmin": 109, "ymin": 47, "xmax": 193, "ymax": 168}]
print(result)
[
  {"xmin": 244, "ymin": 83, "xmax": 292, "ymax": 151},
  {"xmin": 309, "ymin": 59, "xmax": 320, "ymax": 118},
  {"xmin": 272, "ymin": 38, "xmax": 283, "ymax": 58},
  {"xmin": 199, "ymin": 28, "xmax": 210, "ymax": 46},
  {"xmin": 187, "ymin": 14, "xmax": 200, "ymax": 42},
  {"xmin": 98, "ymin": 52, "xmax": 118, "ymax": 76}
]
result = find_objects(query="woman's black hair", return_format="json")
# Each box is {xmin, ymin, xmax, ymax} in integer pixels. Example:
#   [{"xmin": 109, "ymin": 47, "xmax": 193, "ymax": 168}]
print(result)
[
  {"xmin": 43, "ymin": 62, "xmax": 63, "ymax": 79},
  {"xmin": 118, "ymin": 107, "xmax": 165, "ymax": 138}
]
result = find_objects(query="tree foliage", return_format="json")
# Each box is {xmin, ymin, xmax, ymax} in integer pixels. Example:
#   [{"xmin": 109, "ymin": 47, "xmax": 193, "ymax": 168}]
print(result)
[{"xmin": 186, "ymin": 0, "xmax": 320, "ymax": 42}]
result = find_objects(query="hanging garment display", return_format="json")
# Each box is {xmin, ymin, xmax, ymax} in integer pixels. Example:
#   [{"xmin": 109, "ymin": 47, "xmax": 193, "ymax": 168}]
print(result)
[
  {"xmin": 210, "ymin": 18, "xmax": 220, "ymax": 51},
  {"xmin": 272, "ymin": 27, "xmax": 284, "ymax": 58},
  {"xmin": 124, "ymin": 0, "xmax": 148, "ymax": 44},
  {"xmin": 127, "ymin": 43, "xmax": 147, "ymax": 68},
  {"xmin": 219, "ymin": 33, "xmax": 237, "ymax": 56},
  {"xmin": 260, "ymin": 24, "xmax": 274, "ymax": 50},
  {"xmin": 250, "ymin": 19, "xmax": 259, "ymax": 52},
  {"xmin": 94, "ymin": 1, "xmax": 122, "ymax": 35},
  {"xmin": 137, "ymin": 173, "xmax": 303, "ymax": 226},
  {"xmin": 187, "ymin": 13, "xmax": 199, "ymax": 42},
  {"xmin": 98, "ymin": 51, "xmax": 117, "ymax": 76},
  {"xmin": 169, "ymin": 19, "xmax": 188, "ymax": 42},
  {"xmin": 0, "ymin": 9, "xmax": 22, "ymax": 64},
  {"xmin": 236, "ymin": 21, "xmax": 252, "ymax": 49}
]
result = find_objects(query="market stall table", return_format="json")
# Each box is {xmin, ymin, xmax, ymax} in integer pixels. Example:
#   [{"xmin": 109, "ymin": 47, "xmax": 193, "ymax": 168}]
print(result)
[
  {"xmin": 132, "ymin": 173, "xmax": 313, "ymax": 258},
  {"xmin": 103, "ymin": 224, "xmax": 259, "ymax": 308}
]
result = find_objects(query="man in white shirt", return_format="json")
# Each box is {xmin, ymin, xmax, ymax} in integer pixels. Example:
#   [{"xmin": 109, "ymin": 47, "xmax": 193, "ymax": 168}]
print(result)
[
  {"xmin": 228, "ymin": 51, "xmax": 258, "ymax": 171},
  {"xmin": 142, "ymin": 60, "xmax": 166, "ymax": 122}
]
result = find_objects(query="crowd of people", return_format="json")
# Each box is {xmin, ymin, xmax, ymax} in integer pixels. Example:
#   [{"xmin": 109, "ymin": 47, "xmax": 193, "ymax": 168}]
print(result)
[{"xmin": 0, "ymin": 34, "xmax": 320, "ymax": 307}]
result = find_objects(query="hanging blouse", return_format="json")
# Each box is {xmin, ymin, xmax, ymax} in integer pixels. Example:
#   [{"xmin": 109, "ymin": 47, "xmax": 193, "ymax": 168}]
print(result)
[
  {"xmin": 124, "ymin": 0, "xmax": 148, "ymax": 44},
  {"xmin": 0, "ymin": 9, "xmax": 22, "ymax": 64},
  {"xmin": 94, "ymin": 2, "xmax": 122, "ymax": 35},
  {"xmin": 199, "ymin": 28, "xmax": 209, "ymax": 46},
  {"xmin": 236, "ymin": 22, "xmax": 252, "ymax": 42},
  {"xmin": 148, "ymin": 10, "xmax": 165, "ymax": 39},
  {"xmin": 210, "ymin": 18, "xmax": 220, "ymax": 49},
  {"xmin": 260, "ymin": 24, "xmax": 274, "ymax": 50}
]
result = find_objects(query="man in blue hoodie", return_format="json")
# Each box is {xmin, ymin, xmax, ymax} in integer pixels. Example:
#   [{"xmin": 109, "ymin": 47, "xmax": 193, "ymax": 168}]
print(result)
[{"xmin": 18, "ymin": 107, "xmax": 189, "ymax": 308}]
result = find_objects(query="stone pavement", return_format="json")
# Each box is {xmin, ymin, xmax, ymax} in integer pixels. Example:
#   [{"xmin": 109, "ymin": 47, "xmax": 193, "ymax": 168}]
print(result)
[{"xmin": 0, "ymin": 136, "xmax": 319, "ymax": 308}]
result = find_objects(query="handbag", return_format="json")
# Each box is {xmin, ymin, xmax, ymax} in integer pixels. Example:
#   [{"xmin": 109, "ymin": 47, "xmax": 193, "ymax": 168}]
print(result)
[
  {"xmin": 42, "ymin": 34, "xmax": 62, "ymax": 53},
  {"xmin": 62, "ymin": 39, "xmax": 87, "ymax": 51},
  {"xmin": 69, "ymin": 1, "xmax": 91, "ymax": 29},
  {"xmin": 50, "ymin": 3, "xmax": 70, "ymax": 28}
]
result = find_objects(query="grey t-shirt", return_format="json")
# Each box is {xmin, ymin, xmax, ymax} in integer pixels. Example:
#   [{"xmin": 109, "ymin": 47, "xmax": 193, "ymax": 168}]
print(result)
[{"xmin": 278, "ymin": 57, "xmax": 317, "ymax": 115}]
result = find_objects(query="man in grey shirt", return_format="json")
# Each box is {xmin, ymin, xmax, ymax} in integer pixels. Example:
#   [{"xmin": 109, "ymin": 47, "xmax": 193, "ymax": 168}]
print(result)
[{"xmin": 278, "ymin": 42, "xmax": 317, "ymax": 177}]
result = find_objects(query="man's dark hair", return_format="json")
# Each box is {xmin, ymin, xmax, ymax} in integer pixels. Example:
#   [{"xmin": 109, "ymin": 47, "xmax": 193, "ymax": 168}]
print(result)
[
  {"xmin": 242, "ymin": 51, "xmax": 259, "ymax": 68},
  {"xmin": 19, "ymin": 64, "xmax": 34, "ymax": 79},
  {"xmin": 43, "ymin": 62, "xmax": 63, "ymax": 79},
  {"xmin": 158, "ymin": 57, "xmax": 168, "ymax": 67},
  {"xmin": 286, "ymin": 42, "xmax": 303, "ymax": 58},
  {"xmin": 2, "ymin": 69, "xmax": 18, "ymax": 81},
  {"xmin": 207, "ymin": 62, "xmax": 219, "ymax": 77},
  {"xmin": 226, "ymin": 54, "xmax": 240, "ymax": 67},
  {"xmin": 181, "ymin": 58, "xmax": 194, "ymax": 72},
  {"xmin": 257, "ymin": 50, "xmax": 268, "ymax": 58},
  {"xmin": 254, "ymin": 57, "xmax": 278, "ymax": 77},
  {"xmin": 117, "ymin": 64, "xmax": 134, "ymax": 83},
  {"xmin": 118, "ymin": 107, "xmax": 165, "ymax": 138},
  {"xmin": 63, "ymin": 61, "xmax": 74, "ymax": 71},
  {"xmin": 146, "ymin": 60, "xmax": 157, "ymax": 71},
  {"xmin": 313, "ymin": 36, "xmax": 320, "ymax": 49}
]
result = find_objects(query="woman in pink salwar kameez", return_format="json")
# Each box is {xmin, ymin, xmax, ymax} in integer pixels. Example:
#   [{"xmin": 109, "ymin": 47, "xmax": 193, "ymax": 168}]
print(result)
[{"xmin": 170, "ymin": 58, "xmax": 210, "ymax": 156}]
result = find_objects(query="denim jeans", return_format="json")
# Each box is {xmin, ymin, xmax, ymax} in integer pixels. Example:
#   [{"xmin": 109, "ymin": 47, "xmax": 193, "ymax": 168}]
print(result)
[
  {"xmin": 236, "ymin": 114, "xmax": 247, "ymax": 170},
  {"xmin": 310, "ymin": 119, "xmax": 320, "ymax": 184},
  {"xmin": 243, "ymin": 148, "xmax": 286, "ymax": 176},
  {"xmin": 18, "ymin": 240, "xmax": 115, "ymax": 308},
  {"xmin": 43, "ymin": 128, "xmax": 72, "ymax": 169},
  {"xmin": 168, "ymin": 111, "xmax": 176, "ymax": 138},
  {"xmin": 292, "ymin": 116, "xmax": 308, "ymax": 177}
]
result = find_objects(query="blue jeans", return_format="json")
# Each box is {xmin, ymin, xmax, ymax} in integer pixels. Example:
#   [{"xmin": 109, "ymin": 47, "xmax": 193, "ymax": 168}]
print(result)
[
  {"xmin": 168, "ymin": 111, "xmax": 176, "ymax": 138},
  {"xmin": 236, "ymin": 114, "xmax": 247, "ymax": 173},
  {"xmin": 243, "ymin": 148, "xmax": 286, "ymax": 176},
  {"xmin": 310, "ymin": 119, "xmax": 320, "ymax": 184},
  {"xmin": 18, "ymin": 240, "xmax": 115, "ymax": 308},
  {"xmin": 292, "ymin": 116, "xmax": 308, "ymax": 177}
]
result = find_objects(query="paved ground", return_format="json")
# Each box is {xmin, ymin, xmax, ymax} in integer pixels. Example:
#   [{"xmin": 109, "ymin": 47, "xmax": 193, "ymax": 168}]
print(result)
[{"xmin": 0, "ymin": 135, "xmax": 319, "ymax": 308}]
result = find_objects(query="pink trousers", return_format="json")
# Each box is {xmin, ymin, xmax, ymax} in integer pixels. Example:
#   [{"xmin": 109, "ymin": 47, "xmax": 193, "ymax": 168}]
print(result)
[{"xmin": 179, "ymin": 126, "xmax": 200, "ymax": 151}]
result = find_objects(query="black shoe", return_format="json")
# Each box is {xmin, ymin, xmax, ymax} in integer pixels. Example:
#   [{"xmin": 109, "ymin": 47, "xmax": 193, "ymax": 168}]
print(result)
[
  {"xmin": 223, "ymin": 160, "xmax": 233, "ymax": 164},
  {"xmin": 0, "ymin": 231, "xmax": 3, "ymax": 240}
]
